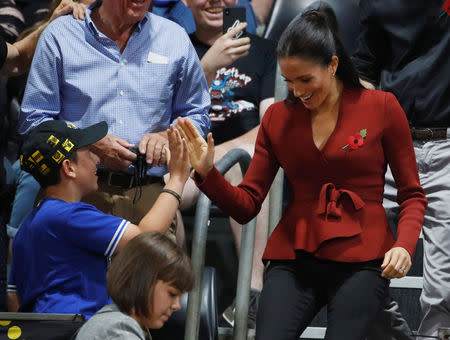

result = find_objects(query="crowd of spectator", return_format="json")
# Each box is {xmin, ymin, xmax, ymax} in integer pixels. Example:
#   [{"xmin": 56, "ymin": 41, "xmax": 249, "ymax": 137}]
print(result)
[{"xmin": 0, "ymin": 0, "xmax": 449, "ymax": 339}]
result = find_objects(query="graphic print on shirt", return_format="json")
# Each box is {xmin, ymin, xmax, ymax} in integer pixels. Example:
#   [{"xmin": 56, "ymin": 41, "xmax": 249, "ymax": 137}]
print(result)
[{"xmin": 209, "ymin": 67, "xmax": 254, "ymax": 121}]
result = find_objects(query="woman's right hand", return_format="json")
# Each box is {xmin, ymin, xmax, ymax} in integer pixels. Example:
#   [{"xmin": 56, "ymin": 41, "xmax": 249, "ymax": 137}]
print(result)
[{"xmin": 176, "ymin": 117, "xmax": 215, "ymax": 179}]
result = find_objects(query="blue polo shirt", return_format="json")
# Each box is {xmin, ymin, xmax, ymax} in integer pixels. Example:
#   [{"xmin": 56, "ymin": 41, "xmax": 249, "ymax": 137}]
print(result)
[{"xmin": 8, "ymin": 198, "xmax": 129, "ymax": 319}]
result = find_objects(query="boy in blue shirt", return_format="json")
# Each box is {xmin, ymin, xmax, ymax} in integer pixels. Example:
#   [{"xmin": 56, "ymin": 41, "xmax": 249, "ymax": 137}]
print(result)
[{"xmin": 7, "ymin": 120, "xmax": 189, "ymax": 318}]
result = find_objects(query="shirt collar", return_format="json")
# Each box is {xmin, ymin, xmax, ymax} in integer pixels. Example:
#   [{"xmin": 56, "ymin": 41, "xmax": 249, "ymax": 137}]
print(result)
[{"xmin": 85, "ymin": 0, "xmax": 149, "ymax": 36}]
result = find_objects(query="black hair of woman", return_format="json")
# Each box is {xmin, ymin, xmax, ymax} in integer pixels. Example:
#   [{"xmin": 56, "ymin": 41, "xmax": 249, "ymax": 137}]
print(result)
[{"xmin": 277, "ymin": 7, "xmax": 362, "ymax": 104}]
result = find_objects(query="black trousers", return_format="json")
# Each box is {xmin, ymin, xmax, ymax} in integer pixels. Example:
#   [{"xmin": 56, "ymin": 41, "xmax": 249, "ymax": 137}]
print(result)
[{"xmin": 256, "ymin": 253, "xmax": 389, "ymax": 340}]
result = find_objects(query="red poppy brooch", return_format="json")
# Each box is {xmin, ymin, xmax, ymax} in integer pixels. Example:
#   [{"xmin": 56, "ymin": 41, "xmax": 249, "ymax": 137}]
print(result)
[
  {"xmin": 342, "ymin": 129, "xmax": 367, "ymax": 150},
  {"xmin": 441, "ymin": 0, "xmax": 450, "ymax": 17}
]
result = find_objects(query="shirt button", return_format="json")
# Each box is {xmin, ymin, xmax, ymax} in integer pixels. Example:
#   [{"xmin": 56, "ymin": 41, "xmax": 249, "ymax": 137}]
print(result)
[
  {"xmin": 120, "ymin": 90, "xmax": 124, "ymax": 96},
  {"xmin": 120, "ymin": 62, "xmax": 125, "ymax": 67},
  {"xmin": 119, "ymin": 120, "xmax": 123, "ymax": 125}
]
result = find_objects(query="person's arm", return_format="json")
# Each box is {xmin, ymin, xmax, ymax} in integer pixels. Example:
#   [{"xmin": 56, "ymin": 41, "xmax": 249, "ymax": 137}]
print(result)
[
  {"xmin": 91, "ymin": 134, "xmax": 137, "ymax": 171},
  {"xmin": 7, "ymin": 262, "xmax": 19, "ymax": 312},
  {"xmin": 380, "ymin": 92, "xmax": 428, "ymax": 279},
  {"xmin": 7, "ymin": 291, "xmax": 20, "ymax": 312},
  {"xmin": 177, "ymin": 114, "xmax": 279, "ymax": 224},
  {"xmin": 200, "ymin": 23, "xmax": 250, "ymax": 86},
  {"xmin": 1, "ymin": 0, "xmax": 87, "ymax": 78},
  {"xmin": 115, "ymin": 126, "xmax": 190, "ymax": 251},
  {"xmin": 352, "ymin": 0, "xmax": 386, "ymax": 87}
]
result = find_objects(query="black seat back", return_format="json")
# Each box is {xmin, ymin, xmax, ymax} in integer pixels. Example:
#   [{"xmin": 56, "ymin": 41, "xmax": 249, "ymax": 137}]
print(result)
[{"xmin": 264, "ymin": 0, "xmax": 361, "ymax": 56}]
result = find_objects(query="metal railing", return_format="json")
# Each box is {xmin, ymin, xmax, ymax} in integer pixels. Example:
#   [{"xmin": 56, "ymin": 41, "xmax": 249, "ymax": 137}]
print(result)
[
  {"xmin": 185, "ymin": 148, "xmax": 255, "ymax": 340},
  {"xmin": 185, "ymin": 61, "xmax": 288, "ymax": 340}
]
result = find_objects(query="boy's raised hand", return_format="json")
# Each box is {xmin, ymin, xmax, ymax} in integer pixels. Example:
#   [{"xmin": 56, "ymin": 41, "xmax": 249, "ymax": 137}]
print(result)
[
  {"xmin": 166, "ymin": 124, "xmax": 190, "ymax": 183},
  {"xmin": 176, "ymin": 117, "xmax": 214, "ymax": 179}
]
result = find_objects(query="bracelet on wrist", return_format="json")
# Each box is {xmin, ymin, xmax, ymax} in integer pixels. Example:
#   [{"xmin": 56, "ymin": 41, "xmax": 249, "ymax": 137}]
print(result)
[{"xmin": 161, "ymin": 188, "xmax": 182, "ymax": 205}]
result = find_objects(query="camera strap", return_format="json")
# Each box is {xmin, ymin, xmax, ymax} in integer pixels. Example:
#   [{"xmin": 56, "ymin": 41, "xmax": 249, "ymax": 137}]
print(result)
[{"xmin": 132, "ymin": 153, "xmax": 148, "ymax": 204}]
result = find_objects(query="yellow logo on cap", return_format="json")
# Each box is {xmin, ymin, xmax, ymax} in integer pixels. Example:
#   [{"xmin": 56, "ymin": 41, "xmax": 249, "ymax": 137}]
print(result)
[
  {"xmin": 39, "ymin": 163, "xmax": 50, "ymax": 175},
  {"xmin": 52, "ymin": 150, "xmax": 65, "ymax": 164},
  {"xmin": 47, "ymin": 135, "xmax": 60, "ymax": 147},
  {"xmin": 62, "ymin": 139, "xmax": 74, "ymax": 152},
  {"xmin": 31, "ymin": 150, "xmax": 44, "ymax": 163},
  {"xmin": 26, "ymin": 157, "xmax": 36, "ymax": 168},
  {"xmin": 19, "ymin": 155, "xmax": 23, "ymax": 166}
]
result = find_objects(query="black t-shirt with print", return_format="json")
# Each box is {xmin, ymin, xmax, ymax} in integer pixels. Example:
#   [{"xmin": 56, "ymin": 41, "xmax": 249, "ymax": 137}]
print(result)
[{"xmin": 190, "ymin": 33, "xmax": 276, "ymax": 145}]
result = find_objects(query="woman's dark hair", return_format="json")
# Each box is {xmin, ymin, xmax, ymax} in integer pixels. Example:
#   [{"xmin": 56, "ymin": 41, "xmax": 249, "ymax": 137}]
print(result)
[
  {"xmin": 277, "ymin": 4, "xmax": 362, "ymax": 103},
  {"xmin": 107, "ymin": 232, "xmax": 194, "ymax": 320}
]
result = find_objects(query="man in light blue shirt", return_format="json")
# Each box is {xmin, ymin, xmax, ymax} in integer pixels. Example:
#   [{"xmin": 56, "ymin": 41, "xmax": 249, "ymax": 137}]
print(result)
[{"xmin": 19, "ymin": 0, "xmax": 210, "ymax": 236}]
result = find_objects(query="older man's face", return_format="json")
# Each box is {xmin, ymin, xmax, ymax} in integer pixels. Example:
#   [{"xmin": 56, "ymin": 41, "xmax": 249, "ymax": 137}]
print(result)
[{"xmin": 108, "ymin": 0, "xmax": 153, "ymax": 24}]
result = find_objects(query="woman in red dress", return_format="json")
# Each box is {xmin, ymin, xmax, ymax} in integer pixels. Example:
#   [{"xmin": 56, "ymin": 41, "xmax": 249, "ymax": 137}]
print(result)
[{"xmin": 177, "ymin": 9, "xmax": 427, "ymax": 340}]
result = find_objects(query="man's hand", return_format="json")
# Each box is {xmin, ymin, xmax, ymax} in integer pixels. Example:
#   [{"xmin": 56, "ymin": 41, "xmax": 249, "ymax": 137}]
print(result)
[
  {"xmin": 201, "ymin": 22, "xmax": 251, "ymax": 85},
  {"xmin": 139, "ymin": 131, "xmax": 169, "ymax": 167},
  {"xmin": 381, "ymin": 247, "xmax": 412, "ymax": 279},
  {"xmin": 91, "ymin": 134, "xmax": 137, "ymax": 171}
]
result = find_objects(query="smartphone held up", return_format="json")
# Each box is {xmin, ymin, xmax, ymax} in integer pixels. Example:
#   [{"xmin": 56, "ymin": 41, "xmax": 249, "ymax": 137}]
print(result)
[{"xmin": 223, "ymin": 6, "xmax": 247, "ymax": 39}]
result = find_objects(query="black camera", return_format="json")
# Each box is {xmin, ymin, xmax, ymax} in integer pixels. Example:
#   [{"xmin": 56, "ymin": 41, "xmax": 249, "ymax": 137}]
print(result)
[{"xmin": 128, "ymin": 147, "xmax": 147, "ymax": 179}]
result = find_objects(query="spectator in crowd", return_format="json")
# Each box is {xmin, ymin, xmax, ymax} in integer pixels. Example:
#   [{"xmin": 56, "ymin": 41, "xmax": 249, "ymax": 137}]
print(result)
[
  {"xmin": 0, "ymin": 0, "xmax": 86, "ymax": 77},
  {"xmin": 0, "ymin": 0, "xmax": 88, "ymax": 311},
  {"xmin": 7, "ymin": 120, "xmax": 190, "ymax": 318},
  {"xmin": 177, "ymin": 8, "xmax": 427, "ymax": 339},
  {"xmin": 18, "ymin": 0, "xmax": 211, "ymax": 242},
  {"xmin": 2, "ymin": 0, "xmax": 89, "ymax": 237},
  {"xmin": 173, "ymin": 0, "xmax": 275, "ymax": 328},
  {"xmin": 153, "ymin": 0, "xmax": 258, "ymax": 35},
  {"xmin": 75, "ymin": 231, "xmax": 194, "ymax": 339},
  {"xmin": 353, "ymin": 0, "xmax": 450, "ymax": 338}
]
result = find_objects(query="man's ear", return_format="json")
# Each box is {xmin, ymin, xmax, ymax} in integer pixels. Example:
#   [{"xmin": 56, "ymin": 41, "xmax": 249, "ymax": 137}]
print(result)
[{"xmin": 61, "ymin": 159, "xmax": 76, "ymax": 179}]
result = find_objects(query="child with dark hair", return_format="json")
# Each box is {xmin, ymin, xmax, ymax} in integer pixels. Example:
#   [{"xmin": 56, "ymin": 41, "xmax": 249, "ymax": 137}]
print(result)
[
  {"xmin": 7, "ymin": 120, "xmax": 190, "ymax": 319},
  {"xmin": 177, "ymin": 8, "xmax": 427, "ymax": 340},
  {"xmin": 75, "ymin": 231, "xmax": 194, "ymax": 339}
]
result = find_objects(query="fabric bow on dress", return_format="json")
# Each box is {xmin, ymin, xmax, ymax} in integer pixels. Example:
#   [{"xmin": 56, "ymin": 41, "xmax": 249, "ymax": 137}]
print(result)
[{"xmin": 317, "ymin": 183, "xmax": 365, "ymax": 219}]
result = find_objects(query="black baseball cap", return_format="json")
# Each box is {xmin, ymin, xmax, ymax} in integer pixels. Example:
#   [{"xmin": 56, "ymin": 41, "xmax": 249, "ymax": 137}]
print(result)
[{"xmin": 20, "ymin": 120, "xmax": 108, "ymax": 185}]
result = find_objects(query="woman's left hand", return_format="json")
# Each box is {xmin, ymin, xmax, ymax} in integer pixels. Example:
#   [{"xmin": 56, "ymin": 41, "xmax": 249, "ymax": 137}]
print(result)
[{"xmin": 381, "ymin": 247, "xmax": 412, "ymax": 279}]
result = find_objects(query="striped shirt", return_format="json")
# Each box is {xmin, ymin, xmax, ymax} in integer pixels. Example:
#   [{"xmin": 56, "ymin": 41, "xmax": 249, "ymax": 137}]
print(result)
[{"xmin": 0, "ymin": 0, "xmax": 25, "ymax": 43}]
